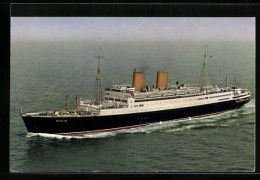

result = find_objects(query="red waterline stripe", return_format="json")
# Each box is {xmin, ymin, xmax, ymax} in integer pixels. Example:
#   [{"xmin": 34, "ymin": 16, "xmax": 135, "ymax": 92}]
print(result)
[
  {"xmin": 58, "ymin": 123, "xmax": 152, "ymax": 136},
  {"xmin": 57, "ymin": 109, "xmax": 235, "ymax": 136},
  {"xmin": 192, "ymin": 109, "xmax": 233, "ymax": 119}
]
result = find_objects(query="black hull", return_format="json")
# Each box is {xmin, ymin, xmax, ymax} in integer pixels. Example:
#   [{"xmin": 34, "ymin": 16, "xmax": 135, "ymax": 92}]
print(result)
[{"xmin": 22, "ymin": 100, "xmax": 249, "ymax": 135}]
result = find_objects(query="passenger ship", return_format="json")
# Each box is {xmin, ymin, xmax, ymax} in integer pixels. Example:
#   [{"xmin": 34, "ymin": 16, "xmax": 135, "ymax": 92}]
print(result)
[{"xmin": 21, "ymin": 47, "xmax": 251, "ymax": 135}]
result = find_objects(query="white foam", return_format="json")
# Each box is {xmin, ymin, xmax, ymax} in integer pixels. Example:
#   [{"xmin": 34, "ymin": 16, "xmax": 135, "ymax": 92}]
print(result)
[
  {"xmin": 26, "ymin": 133, "xmax": 70, "ymax": 139},
  {"xmin": 108, "ymin": 110, "xmax": 238, "ymax": 134},
  {"xmin": 245, "ymin": 104, "xmax": 255, "ymax": 108},
  {"xmin": 26, "ymin": 132, "xmax": 116, "ymax": 139},
  {"xmin": 244, "ymin": 99, "xmax": 255, "ymax": 108},
  {"xmin": 165, "ymin": 124, "xmax": 196, "ymax": 132},
  {"xmin": 240, "ymin": 110, "xmax": 254, "ymax": 116},
  {"xmin": 220, "ymin": 124, "xmax": 228, "ymax": 127},
  {"xmin": 81, "ymin": 132, "xmax": 117, "ymax": 138}
]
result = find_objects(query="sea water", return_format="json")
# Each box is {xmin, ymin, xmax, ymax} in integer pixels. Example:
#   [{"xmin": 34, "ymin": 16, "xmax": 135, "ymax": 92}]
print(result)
[{"xmin": 10, "ymin": 40, "xmax": 255, "ymax": 172}]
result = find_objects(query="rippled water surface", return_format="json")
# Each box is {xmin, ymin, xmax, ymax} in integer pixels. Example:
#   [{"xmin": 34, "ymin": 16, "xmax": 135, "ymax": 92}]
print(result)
[{"xmin": 10, "ymin": 40, "xmax": 255, "ymax": 172}]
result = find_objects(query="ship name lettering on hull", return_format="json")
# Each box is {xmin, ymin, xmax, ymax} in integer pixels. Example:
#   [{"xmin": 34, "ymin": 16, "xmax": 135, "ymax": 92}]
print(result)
[{"xmin": 56, "ymin": 120, "xmax": 67, "ymax": 122}]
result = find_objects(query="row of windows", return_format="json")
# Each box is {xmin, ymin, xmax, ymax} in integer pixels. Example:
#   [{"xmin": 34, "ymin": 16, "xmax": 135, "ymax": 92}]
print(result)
[
  {"xmin": 209, "ymin": 94, "xmax": 231, "ymax": 99},
  {"xmin": 130, "ymin": 104, "xmax": 144, "ymax": 108},
  {"xmin": 133, "ymin": 96, "xmax": 223, "ymax": 107},
  {"xmin": 105, "ymin": 98, "xmax": 128, "ymax": 103},
  {"xmin": 110, "ymin": 97, "xmax": 231, "ymax": 112},
  {"xmin": 128, "ymin": 100, "xmax": 212, "ymax": 110},
  {"xmin": 218, "ymin": 98, "xmax": 230, "ymax": 101},
  {"xmin": 134, "ymin": 93, "xmax": 231, "ymax": 103},
  {"xmin": 134, "ymin": 94, "xmax": 204, "ymax": 102}
]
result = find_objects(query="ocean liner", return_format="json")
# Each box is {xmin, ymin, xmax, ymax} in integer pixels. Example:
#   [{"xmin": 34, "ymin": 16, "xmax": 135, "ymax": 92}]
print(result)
[{"xmin": 21, "ymin": 47, "xmax": 251, "ymax": 135}]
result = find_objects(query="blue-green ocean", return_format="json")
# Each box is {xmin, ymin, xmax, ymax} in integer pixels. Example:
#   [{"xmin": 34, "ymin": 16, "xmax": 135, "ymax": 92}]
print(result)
[{"xmin": 10, "ymin": 40, "xmax": 255, "ymax": 172}]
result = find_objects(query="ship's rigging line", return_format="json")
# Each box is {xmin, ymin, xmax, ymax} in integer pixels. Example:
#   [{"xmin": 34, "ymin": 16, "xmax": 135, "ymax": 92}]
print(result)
[
  {"xmin": 38, "ymin": 55, "xmax": 98, "ymax": 109},
  {"xmin": 196, "ymin": 58, "xmax": 210, "ymax": 88},
  {"xmin": 197, "ymin": 64, "xmax": 204, "ymax": 87},
  {"xmin": 39, "ymin": 48, "xmax": 105, "ymax": 108},
  {"xmin": 185, "ymin": 66, "xmax": 201, "ymax": 88},
  {"xmin": 71, "ymin": 50, "xmax": 105, "ymax": 102},
  {"xmin": 211, "ymin": 57, "xmax": 238, "ymax": 87},
  {"xmin": 186, "ymin": 51, "xmax": 208, "ymax": 87},
  {"xmin": 38, "ymin": 62, "xmax": 86, "ymax": 109},
  {"xmin": 196, "ymin": 52, "xmax": 228, "ymax": 89},
  {"xmin": 206, "ymin": 60, "xmax": 216, "ymax": 86}
]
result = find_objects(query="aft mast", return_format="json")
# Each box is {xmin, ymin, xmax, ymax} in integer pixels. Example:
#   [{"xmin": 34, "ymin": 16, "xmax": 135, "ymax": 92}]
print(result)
[
  {"xmin": 95, "ymin": 48, "xmax": 103, "ymax": 105},
  {"xmin": 226, "ymin": 75, "xmax": 228, "ymax": 87},
  {"xmin": 201, "ymin": 45, "xmax": 207, "ymax": 91},
  {"xmin": 234, "ymin": 77, "xmax": 237, "ymax": 89}
]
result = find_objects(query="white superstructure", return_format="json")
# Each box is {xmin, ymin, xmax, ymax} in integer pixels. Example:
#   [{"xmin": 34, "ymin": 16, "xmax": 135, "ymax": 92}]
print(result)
[{"xmin": 77, "ymin": 84, "xmax": 250, "ymax": 116}]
